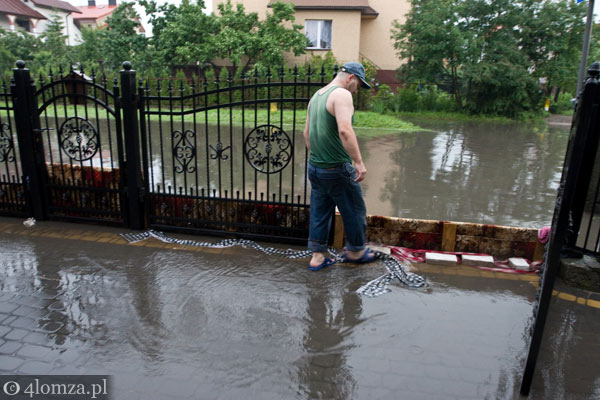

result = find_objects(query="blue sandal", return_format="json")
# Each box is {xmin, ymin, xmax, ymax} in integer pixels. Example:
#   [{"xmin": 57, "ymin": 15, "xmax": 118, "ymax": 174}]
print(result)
[
  {"xmin": 342, "ymin": 248, "xmax": 378, "ymax": 264},
  {"xmin": 308, "ymin": 258, "xmax": 336, "ymax": 271}
]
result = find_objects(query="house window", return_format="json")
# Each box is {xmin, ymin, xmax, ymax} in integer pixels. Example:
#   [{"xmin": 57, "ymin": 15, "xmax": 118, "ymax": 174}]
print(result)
[
  {"xmin": 305, "ymin": 20, "xmax": 332, "ymax": 50},
  {"xmin": 16, "ymin": 18, "xmax": 31, "ymax": 32}
]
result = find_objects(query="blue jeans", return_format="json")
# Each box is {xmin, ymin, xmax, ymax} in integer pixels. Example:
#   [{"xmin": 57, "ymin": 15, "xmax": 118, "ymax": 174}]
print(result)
[{"xmin": 308, "ymin": 162, "xmax": 367, "ymax": 253}]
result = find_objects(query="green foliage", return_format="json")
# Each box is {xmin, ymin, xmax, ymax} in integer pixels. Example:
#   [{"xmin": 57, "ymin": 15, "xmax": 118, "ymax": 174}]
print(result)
[
  {"xmin": 590, "ymin": 23, "xmax": 600, "ymax": 66},
  {"xmin": 73, "ymin": 2, "xmax": 148, "ymax": 75},
  {"xmin": 391, "ymin": 0, "xmax": 587, "ymax": 118},
  {"xmin": 370, "ymin": 85, "xmax": 458, "ymax": 114},
  {"xmin": 549, "ymin": 92, "xmax": 575, "ymax": 114},
  {"xmin": 38, "ymin": 14, "xmax": 73, "ymax": 71},
  {"xmin": 140, "ymin": 0, "xmax": 308, "ymax": 73},
  {"xmin": 102, "ymin": 2, "xmax": 149, "ymax": 71},
  {"xmin": 0, "ymin": 28, "xmax": 41, "ymax": 76}
]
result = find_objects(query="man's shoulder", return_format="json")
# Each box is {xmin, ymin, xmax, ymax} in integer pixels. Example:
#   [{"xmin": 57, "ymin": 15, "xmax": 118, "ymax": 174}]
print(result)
[{"xmin": 328, "ymin": 87, "xmax": 353, "ymax": 105}]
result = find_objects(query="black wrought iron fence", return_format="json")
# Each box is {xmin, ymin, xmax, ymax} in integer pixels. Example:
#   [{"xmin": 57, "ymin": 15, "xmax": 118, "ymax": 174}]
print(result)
[
  {"xmin": 140, "ymin": 65, "xmax": 330, "ymax": 242},
  {"xmin": 3, "ymin": 61, "xmax": 337, "ymax": 244},
  {"xmin": 0, "ymin": 78, "xmax": 26, "ymax": 217},
  {"xmin": 566, "ymin": 62, "xmax": 600, "ymax": 256}
]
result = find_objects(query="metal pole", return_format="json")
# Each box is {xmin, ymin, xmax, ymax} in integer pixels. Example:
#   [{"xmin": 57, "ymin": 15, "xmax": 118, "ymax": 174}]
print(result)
[
  {"xmin": 120, "ymin": 61, "xmax": 144, "ymax": 230},
  {"xmin": 576, "ymin": 0, "xmax": 595, "ymax": 96}
]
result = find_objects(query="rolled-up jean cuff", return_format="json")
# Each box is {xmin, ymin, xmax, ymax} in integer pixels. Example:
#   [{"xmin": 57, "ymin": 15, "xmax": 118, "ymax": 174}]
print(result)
[
  {"xmin": 345, "ymin": 243, "xmax": 365, "ymax": 252},
  {"xmin": 308, "ymin": 239, "xmax": 328, "ymax": 253}
]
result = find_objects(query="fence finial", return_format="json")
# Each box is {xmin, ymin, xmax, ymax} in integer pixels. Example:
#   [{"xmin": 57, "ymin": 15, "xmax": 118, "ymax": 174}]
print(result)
[
  {"xmin": 16, "ymin": 60, "xmax": 26, "ymax": 69},
  {"xmin": 588, "ymin": 62, "xmax": 599, "ymax": 79},
  {"xmin": 122, "ymin": 61, "xmax": 132, "ymax": 71}
]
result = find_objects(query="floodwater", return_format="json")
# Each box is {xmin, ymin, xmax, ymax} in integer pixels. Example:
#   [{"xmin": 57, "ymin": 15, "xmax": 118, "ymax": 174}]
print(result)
[
  {"xmin": 359, "ymin": 118, "xmax": 570, "ymax": 228},
  {"xmin": 0, "ymin": 219, "xmax": 598, "ymax": 399},
  {"xmin": 35, "ymin": 115, "xmax": 569, "ymax": 228}
]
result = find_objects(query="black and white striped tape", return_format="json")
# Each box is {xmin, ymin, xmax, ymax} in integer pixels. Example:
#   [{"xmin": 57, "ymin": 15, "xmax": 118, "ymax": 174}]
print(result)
[{"xmin": 120, "ymin": 230, "xmax": 427, "ymax": 296}]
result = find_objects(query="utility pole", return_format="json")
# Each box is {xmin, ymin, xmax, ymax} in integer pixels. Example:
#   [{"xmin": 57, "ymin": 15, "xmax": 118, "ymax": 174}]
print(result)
[{"xmin": 576, "ymin": 0, "xmax": 596, "ymax": 96}]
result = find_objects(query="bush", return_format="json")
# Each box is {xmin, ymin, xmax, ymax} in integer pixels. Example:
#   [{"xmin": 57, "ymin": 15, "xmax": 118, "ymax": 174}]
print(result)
[
  {"xmin": 368, "ymin": 84, "xmax": 458, "ymax": 114},
  {"xmin": 549, "ymin": 92, "xmax": 575, "ymax": 114}
]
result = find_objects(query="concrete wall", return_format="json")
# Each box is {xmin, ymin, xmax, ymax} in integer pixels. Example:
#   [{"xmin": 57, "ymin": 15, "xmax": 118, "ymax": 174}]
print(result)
[
  {"xmin": 34, "ymin": 8, "xmax": 82, "ymax": 45},
  {"xmin": 333, "ymin": 214, "xmax": 544, "ymax": 261},
  {"xmin": 213, "ymin": 0, "xmax": 407, "ymax": 72},
  {"xmin": 286, "ymin": 9, "xmax": 362, "ymax": 66},
  {"xmin": 359, "ymin": 0, "xmax": 409, "ymax": 71},
  {"xmin": 0, "ymin": 16, "xmax": 11, "ymax": 32}
]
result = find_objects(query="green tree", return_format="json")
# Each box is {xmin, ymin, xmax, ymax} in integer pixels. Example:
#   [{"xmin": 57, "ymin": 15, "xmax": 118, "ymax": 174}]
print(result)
[
  {"xmin": 75, "ymin": 26, "xmax": 107, "ymax": 74},
  {"xmin": 102, "ymin": 2, "xmax": 149, "ymax": 71},
  {"xmin": 36, "ymin": 14, "xmax": 74, "ymax": 72},
  {"xmin": 140, "ymin": 0, "xmax": 217, "ymax": 71},
  {"xmin": 391, "ymin": 0, "xmax": 586, "ymax": 117},
  {"xmin": 141, "ymin": 0, "xmax": 308, "ymax": 73},
  {"xmin": 518, "ymin": 0, "xmax": 586, "ymax": 98},
  {"xmin": 74, "ymin": 2, "xmax": 149, "ymax": 74},
  {"xmin": 589, "ymin": 23, "xmax": 600, "ymax": 68},
  {"xmin": 392, "ymin": 0, "xmax": 466, "ymax": 109},
  {"xmin": 0, "ymin": 28, "xmax": 41, "ymax": 75}
]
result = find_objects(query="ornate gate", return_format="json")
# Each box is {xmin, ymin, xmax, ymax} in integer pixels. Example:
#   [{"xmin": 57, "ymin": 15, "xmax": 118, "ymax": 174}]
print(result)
[
  {"xmin": 8, "ymin": 61, "xmax": 332, "ymax": 243},
  {"xmin": 139, "ymin": 66, "xmax": 328, "ymax": 242},
  {"xmin": 35, "ymin": 68, "xmax": 126, "ymax": 224},
  {"xmin": 0, "ymin": 79, "xmax": 26, "ymax": 217}
]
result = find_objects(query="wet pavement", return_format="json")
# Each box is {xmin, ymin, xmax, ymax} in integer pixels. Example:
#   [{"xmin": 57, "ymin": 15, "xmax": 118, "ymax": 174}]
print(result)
[{"xmin": 0, "ymin": 217, "xmax": 598, "ymax": 400}]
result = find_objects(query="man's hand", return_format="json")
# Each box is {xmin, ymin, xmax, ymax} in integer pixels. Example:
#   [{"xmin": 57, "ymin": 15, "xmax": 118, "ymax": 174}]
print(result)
[{"xmin": 354, "ymin": 161, "xmax": 367, "ymax": 182}]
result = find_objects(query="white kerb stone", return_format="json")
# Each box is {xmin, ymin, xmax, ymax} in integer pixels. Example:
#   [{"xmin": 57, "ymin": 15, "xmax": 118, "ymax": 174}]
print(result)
[
  {"xmin": 369, "ymin": 245, "xmax": 391, "ymax": 255},
  {"xmin": 426, "ymin": 252, "xmax": 458, "ymax": 265},
  {"xmin": 509, "ymin": 258, "xmax": 531, "ymax": 271},
  {"xmin": 462, "ymin": 255, "xmax": 495, "ymax": 267}
]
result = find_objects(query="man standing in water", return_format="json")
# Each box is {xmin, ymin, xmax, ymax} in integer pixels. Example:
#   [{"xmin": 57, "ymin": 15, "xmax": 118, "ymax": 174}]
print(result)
[{"xmin": 303, "ymin": 62, "xmax": 377, "ymax": 271}]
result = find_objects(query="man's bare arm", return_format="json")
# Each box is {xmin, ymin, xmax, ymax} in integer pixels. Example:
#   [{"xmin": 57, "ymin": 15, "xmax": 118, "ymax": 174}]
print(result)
[
  {"xmin": 303, "ymin": 102, "xmax": 311, "ymax": 151},
  {"xmin": 331, "ymin": 89, "xmax": 366, "ymax": 182}
]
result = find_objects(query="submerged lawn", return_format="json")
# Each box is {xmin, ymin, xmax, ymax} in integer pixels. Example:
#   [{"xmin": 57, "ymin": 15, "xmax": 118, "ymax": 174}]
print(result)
[{"xmin": 2, "ymin": 106, "xmax": 424, "ymax": 136}]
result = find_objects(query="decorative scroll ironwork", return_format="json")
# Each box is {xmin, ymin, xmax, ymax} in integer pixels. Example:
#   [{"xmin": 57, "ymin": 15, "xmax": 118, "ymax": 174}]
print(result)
[
  {"xmin": 244, "ymin": 124, "xmax": 292, "ymax": 174},
  {"xmin": 59, "ymin": 117, "xmax": 99, "ymax": 161},
  {"xmin": 209, "ymin": 141, "xmax": 231, "ymax": 161},
  {"xmin": 0, "ymin": 123, "xmax": 15, "ymax": 163},
  {"xmin": 173, "ymin": 130, "xmax": 197, "ymax": 173}
]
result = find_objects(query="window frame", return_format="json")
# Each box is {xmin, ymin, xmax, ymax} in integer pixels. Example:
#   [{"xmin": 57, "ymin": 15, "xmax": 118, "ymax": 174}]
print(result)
[{"xmin": 305, "ymin": 19, "xmax": 332, "ymax": 50}]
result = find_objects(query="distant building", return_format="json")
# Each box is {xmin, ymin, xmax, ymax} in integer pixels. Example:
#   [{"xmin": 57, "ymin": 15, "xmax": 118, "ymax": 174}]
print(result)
[
  {"xmin": 215, "ymin": 0, "xmax": 410, "ymax": 89},
  {"xmin": 0, "ymin": 0, "xmax": 82, "ymax": 44},
  {"xmin": 74, "ymin": 0, "xmax": 145, "ymax": 34}
]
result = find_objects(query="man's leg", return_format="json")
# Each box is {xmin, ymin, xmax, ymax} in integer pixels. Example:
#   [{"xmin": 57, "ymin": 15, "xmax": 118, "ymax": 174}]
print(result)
[
  {"xmin": 331, "ymin": 164, "xmax": 371, "ymax": 260},
  {"xmin": 308, "ymin": 166, "xmax": 336, "ymax": 267}
]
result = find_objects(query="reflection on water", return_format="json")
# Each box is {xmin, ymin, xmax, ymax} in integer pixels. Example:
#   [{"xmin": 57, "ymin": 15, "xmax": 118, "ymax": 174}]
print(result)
[
  {"xmin": 38, "ymin": 114, "xmax": 569, "ymax": 227},
  {"xmin": 360, "ymin": 119, "xmax": 569, "ymax": 227}
]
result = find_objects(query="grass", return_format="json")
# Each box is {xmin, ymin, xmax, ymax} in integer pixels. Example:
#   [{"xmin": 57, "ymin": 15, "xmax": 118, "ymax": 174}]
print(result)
[
  {"xmin": 394, "ymin": 111, "xmax": 519, "ymax": 123},
  {"xmin": 1, "ymin": 105, "xmax": 424, "ymax": 136}
]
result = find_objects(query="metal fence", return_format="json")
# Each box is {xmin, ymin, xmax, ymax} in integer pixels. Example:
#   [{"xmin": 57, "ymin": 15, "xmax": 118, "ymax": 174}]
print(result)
[
  {"xmin": 140, "ymin": 65, "xmax": 327, "ymax": 241},
  {"xmin": 2, "ymin": 61, "xmax": 334, "ymax": 243},
  {"xmin": 521, "ymin": 62, "xmax": 600, "ymax": 396},
  {"xmin": 0, "ymin": 79, "xmax": 26, "ymax": 217},
  {"xmin": 566, "ymin": 62, "xmax": 600, "ymax": 256}
]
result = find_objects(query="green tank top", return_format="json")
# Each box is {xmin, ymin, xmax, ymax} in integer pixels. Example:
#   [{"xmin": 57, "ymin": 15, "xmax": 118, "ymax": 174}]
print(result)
[{"xmin": 308, "ymin": 85, "xmax": 352, "ymax": 168}]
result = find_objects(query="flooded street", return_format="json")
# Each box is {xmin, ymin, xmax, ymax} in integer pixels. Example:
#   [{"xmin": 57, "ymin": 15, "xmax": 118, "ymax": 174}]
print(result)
[
  {"xmin": 359, "ymin": 118, "xmax": 570, "ymax": 228},
  {"xmin": 0, "ymin": 218, "xmax": 598, "ymax": 399},
  {"xmin": 37, "ymin": 115, "xmax": 569, "ymax": 230}
]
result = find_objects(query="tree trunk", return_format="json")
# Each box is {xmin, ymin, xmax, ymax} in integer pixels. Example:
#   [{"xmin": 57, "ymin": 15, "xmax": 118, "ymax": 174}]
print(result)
[{"xmin": 451, "ymin": 66, "xmax": 463, "ymax": 110}]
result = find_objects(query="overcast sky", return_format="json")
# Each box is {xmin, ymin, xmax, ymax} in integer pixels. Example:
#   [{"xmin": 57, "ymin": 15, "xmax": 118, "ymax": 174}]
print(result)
[
  {"xmin": 71, "ymin": 0, "xmax": 213, "ymax": 35},
  {"xmin": 72, "ymin": 0, "xmax": 597, "ymax": 34}
]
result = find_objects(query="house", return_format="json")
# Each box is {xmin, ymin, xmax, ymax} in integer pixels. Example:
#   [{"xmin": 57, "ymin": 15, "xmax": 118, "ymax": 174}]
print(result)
[
  {"xmin": 215, "ymin": 0, "xmax": 410, "ymax": 89},
  {"xmin": 74, "ymin": 0, "xmax": 145, "ymax": 34},
  {"xmin": 0, "ymin": 0, "xmax": 82, "ymax": 45}
]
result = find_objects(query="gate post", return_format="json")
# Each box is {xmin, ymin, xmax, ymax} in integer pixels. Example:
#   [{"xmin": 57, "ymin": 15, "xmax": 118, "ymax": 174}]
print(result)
[
  {"xmin": 11, "ymin": 60, "xmax": 47, "ymax": 220},
  {"xmin": 120, "ymin": 62, "xmax": 144, "ymax": 229}
]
